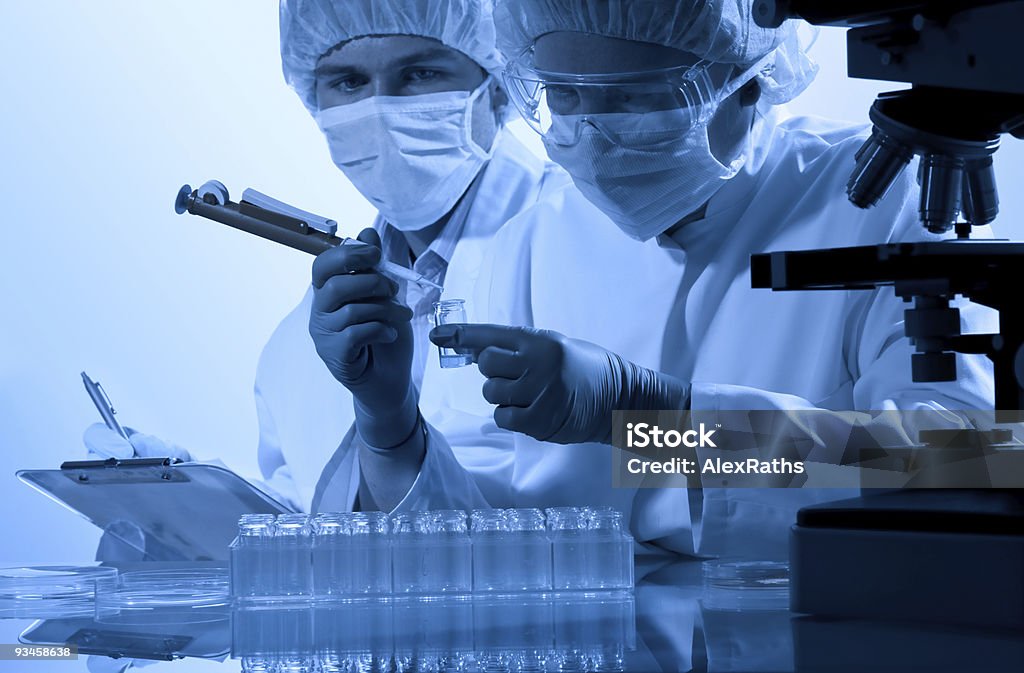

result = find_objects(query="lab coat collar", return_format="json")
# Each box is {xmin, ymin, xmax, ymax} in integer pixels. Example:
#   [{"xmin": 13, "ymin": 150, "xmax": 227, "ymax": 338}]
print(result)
[
  {"xmin": 378, "ymin": 184, "xmax": 476, "ymax": 273},
  {"xmin": 377, "ymin": 129, "xmax": 547, "ymax": 270}
]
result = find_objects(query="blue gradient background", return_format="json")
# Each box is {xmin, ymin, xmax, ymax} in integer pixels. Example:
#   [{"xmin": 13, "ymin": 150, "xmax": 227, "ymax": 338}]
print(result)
[{"xmin": 1, "ymin": 2, "xmax": 1022, "ymax": 570}]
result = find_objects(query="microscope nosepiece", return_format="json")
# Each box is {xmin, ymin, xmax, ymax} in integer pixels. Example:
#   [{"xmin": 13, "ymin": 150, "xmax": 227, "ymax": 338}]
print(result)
[{"xmin": 847, "ymin": 129, "xmax": 914, "ymax": 209}]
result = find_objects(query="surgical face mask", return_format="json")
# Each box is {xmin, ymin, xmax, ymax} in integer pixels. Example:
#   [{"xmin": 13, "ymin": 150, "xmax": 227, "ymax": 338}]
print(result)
[
  {"xmin": 315, "ymin": 78, "xmax": 495, "ymax": 231},
  {"xmin": 527, "ymin": 55, "xmax": 773, "ymax": 242},
  {"xmin": 544, "ymin": 109, "xmax": 745, "ymax": 242}
]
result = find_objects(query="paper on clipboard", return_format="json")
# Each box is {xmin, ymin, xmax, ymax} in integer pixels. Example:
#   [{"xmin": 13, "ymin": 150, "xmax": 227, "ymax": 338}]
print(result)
[{"xmin": 17, "ymin": 459, "xmax": 294, "ymax": 561}]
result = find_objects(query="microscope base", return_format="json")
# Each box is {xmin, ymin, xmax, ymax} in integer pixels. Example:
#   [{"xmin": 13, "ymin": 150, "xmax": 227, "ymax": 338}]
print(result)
[{"xmin": 790, "ymin": 490, "xmax": 1024, "ymax": 629}]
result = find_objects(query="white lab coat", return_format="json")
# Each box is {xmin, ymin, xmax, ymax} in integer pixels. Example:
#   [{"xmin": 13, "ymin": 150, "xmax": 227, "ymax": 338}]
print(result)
[
  {"xmin": 312, "ymin": 113, "xmax": 994, "ymax": 559},
  {"xmin": 253, "ymin": 132, "xmax": 569, "ymax": 512}
]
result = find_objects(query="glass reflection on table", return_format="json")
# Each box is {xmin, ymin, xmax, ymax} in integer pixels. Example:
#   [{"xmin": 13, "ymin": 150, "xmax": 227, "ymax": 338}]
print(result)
[
  {"xmin": 14, "ymin": 558, "xmax": 1024, "ymax": 672},
  {"xmin": 232, "ymin": 591, "xmax": 635, "ymax": 672}
]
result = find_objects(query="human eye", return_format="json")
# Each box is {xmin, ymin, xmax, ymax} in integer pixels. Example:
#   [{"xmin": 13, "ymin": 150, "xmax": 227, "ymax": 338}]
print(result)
[
  {"xmin": 329, "ymin": 73, "xmax": 369, "ymax": 93},
  {"xmin": 545, "ymin": 85, "xmax": 580, "ymax": 115},
  {"xmin": 405, "ymin": 68, "xmax": 442, "ymax": 83},
  {"xmin": 609, "ymin": 83, "xmax": 684, "ymax": 113}
]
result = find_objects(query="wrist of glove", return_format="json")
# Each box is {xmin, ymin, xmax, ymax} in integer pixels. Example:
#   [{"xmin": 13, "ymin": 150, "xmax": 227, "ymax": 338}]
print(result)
[
  {"xmin": 429, "ymin": 323, "xmax": 690, "ymax": 445},
  {"xmin": 555, "ymin": 347, "xmax": 691, "ymax": 444},
  {"xmin": 354, "ymin": 384, "xmax": 421, "ymax": 450},
  {"xmin": 614, "ymin": 353, "xmax": 692, "ymax": 417}
]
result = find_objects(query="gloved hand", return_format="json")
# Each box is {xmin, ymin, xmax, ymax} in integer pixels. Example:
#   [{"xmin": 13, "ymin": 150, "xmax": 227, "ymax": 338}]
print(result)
[
  {"xmin": 83, "ymin": 424, "xmax": 192, "ymax": 461},
  {"xmin": 429, "ymin": 324, "xmax": 691, "ymax": 444},
  {"xmin": 310, "ymin": 228, "xmax": 418, "ymax": 448}
]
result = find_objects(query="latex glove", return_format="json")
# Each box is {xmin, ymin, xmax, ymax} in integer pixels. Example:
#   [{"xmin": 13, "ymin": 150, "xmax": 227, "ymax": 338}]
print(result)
[
  {"xmin": 83, "ymin": 423, "xmax": 192, "ymax": 461},
  {"xmin": 310, "ymin": 228, "xmax": 418, "ymax": 447},
  {"xmin": 429, "ymin": 323, "xmax": 691, "ymax": 444}
]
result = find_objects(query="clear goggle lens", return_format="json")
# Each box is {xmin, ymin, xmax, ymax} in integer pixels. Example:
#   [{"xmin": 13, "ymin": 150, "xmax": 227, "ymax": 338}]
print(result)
[{"xmin": 503, "ymin": 48, "xmax": 721, "ymax": 148}]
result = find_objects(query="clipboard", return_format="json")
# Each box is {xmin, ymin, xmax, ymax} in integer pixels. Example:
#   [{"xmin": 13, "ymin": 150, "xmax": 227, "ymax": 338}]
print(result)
[{"xmin": 17, "ymin": 459, "xmax": 293, "ymax": 561}]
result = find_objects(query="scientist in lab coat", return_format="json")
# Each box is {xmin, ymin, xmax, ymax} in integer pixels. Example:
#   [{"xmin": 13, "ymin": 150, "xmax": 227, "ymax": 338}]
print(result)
[
  {"xmin": 83, "ymin": 0, "xmax": 568, "ymax": 511},
  {"xmin": 414, "ymin": 0, "xmax": 996, "ymax": 557},
  {"xmin": 258, "ymin": 0, "xmax": 582, "ymax": 512}
]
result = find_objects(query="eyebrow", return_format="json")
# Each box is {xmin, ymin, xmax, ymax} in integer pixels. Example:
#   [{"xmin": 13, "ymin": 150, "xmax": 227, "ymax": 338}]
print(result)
[{"xmin": 315, "ymin": 46, "xmax": 460, "ymax": 76}]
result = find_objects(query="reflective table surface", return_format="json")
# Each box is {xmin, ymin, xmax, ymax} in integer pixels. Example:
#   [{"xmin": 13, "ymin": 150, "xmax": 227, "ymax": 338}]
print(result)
[{"xmin": 3, "ymin": 558, "xmax": 1022, "ymax": 672}]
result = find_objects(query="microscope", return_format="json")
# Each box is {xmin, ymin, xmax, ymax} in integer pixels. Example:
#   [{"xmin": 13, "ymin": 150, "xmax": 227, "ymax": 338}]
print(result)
[
  {"xmin": 753, "ymin": 0, "xmax": 1024, "ymax": 416},
  {"xmin": 749, "ymin": 1, "xmax": 1024, "ymax": 629}
]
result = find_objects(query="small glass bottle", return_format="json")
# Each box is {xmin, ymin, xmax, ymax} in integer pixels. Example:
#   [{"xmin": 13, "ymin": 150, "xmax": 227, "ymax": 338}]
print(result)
[
  {"xmin": 391, "ymin": 513, "xmax": 424, "ymax": 594},
  {"xmin": 546, "ymin": 507, "xmax": 589, "ymax": 590},
  {"xmin": 432, "ymin": 299, "xmax": 472, "ymax": 368},
  {"xmin": 584, "ymin": 507, "xmax": 634, "ymax": 590},
  {"xmin": 470, "ymin": 509, "xmax": 508, "ymax": 592},
  {"xmin": 347, "ymin": 512, "xmax": 391, "ymax": 595},
  {"xmin": 311, "ymin": 513, "xmax": 347, "ymax": 598},
  {"xmin": 230, "ymin": 514, "xmax": 276, "ymax": 600},
  {"xmin": 589, "ymin": 644, "xmax": 626, "ymax": 672},
  {"xmin": 275, "ymin": 513, "xmax": 313, "ymax": 598},
  {"xmin": 421, "ymin": 510, "xmax": 472, "ymax": 593},
  {"xmin": 506, "ymin": 508, "xmax": 553, "ymax": 591}
]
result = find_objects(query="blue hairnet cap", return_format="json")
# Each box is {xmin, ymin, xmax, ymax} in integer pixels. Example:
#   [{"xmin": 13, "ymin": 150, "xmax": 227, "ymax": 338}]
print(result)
[
  {"xmin": 280, "ymin": 0, "xmax": 506, "ymax": 113},
  {"xmin": 495, "ymin": 0, "xmax": 818, "ymax": 104}
]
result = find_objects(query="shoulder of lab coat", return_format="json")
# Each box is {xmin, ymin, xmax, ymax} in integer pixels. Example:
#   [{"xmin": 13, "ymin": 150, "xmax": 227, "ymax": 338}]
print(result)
[
  {"xmin": 686, "ymin": 115, "xmax": 995, "ymax": 558},
  {"xmin": 690, "ymin": 113, "xmax": 995, "ymax": 415}
]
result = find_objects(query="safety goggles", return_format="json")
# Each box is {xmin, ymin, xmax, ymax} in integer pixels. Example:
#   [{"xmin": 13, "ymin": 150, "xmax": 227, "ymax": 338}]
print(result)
[{"xmin": 503, "ymin": 46, "xmax": 774, "ymax": 148}]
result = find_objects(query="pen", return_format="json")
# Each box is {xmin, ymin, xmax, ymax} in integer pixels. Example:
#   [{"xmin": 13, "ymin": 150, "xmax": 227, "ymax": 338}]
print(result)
[{"xmin": 81, "ymin": 372, "xmax": 130, "ymax": 441}]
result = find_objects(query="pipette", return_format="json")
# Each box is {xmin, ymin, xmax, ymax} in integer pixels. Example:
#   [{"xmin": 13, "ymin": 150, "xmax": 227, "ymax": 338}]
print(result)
[{"xmin": 175, "ymin": 181, "xmax": 443, "ymax": 291}]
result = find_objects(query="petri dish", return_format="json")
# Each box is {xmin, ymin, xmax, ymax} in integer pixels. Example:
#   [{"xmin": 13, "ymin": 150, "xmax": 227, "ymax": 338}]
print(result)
[
  {"xmin": 95, "ymin": 567, "xmax": 230, "ymax": 625},
  {"xmin": 703, "ymin": 561, "xmax": 789, "ymax": 590},
  {"xmin": 0, "ymin": 565, "xmax": 118, "ymax": 619},
  {"xmin": 118, "ymin": 567, "xmax": 228, "ymax": 589},
  {"xmin": 701, "ymin": 560, "xmax": 790, "ymax": 611}
]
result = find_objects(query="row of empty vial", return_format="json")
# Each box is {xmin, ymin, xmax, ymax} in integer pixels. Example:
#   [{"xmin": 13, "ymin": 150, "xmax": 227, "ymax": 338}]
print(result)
[{"xmin": 230, "ymin": 507, "xmax": 634, "ymax": 599}]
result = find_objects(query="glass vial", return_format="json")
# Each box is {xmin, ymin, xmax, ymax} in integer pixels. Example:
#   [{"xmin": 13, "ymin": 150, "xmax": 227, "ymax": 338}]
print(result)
[
  {"xmin": 275, "ymin": 513, "xmax": 313, "ymax": 598},
  {"xmin": 311, "ymin": 513, "xmax": 347, "ymax": 598},
  {"xmin": 547, "ymin": 507, "xmax": 589, "ymax": 590},
  {"xmin": 507, "ymin": 508, "xmax": 553, "ymax": 591},
  {"xmin": 420, "ymin": 510, "xmax": 472, "ymax": 593},
  {"xmin": 432, "ymin": 299, "xmax": 472, "ymax": 368},
  {"xmin": 230, "ymin": 514, "xmax": 276, "ymax": 600},
  {"xmin": 470, "ymin": 509, "xmax": 508, "ymax": 592},
  {"xmin": 391, "ymin": 513, "xmax": 425, "ymax": 594},
  {"xmin": 584, "ymin": 508, "xmax": 634, "ymax": 590},
  {"xmin": 346, "ymin": 512, "xmax": 392, "ymax": 595}
]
